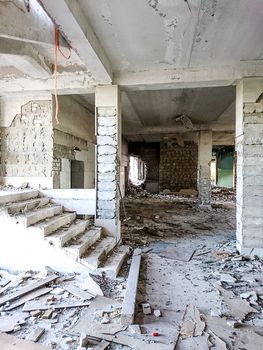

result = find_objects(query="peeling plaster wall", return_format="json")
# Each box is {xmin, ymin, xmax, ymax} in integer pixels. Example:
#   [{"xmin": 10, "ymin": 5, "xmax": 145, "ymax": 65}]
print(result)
[
  {"xmin": 236, "ymin": 85, "xmax": 263, "ymax": 254},
  {"xmin": 96, "ymin": 107, "xmax": 119, "ymax": 221},
  {"xmin": 0, "ymin": 100, "xmax": 53, "ymax": 188}
]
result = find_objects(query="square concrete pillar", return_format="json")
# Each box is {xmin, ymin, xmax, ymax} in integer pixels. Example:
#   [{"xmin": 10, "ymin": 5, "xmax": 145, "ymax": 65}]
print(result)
[
  {"xmin": 236, "ymin": 78, "xmax": 263, "ymax": 257},
  {"xmin": 95, "ymin": 85, "xmax": 121, "ymax": 242},
  {"xmin": 198, "ymin": 130, "xmax": 212, "ymax": 206}
]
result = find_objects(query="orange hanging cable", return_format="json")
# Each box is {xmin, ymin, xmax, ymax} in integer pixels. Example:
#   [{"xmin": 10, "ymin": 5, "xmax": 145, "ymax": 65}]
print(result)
[
  {"xmin": 57, "ymin": 34, "xmax": 71, "ymax": 60},
  {"xmin": 54, "ymin": 26, "xmax": 59, "ymax": 124}
]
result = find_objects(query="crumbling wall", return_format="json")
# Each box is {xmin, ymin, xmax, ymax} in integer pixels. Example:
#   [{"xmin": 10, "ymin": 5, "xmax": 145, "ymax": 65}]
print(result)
[
  {"xmin": 0, "ymin": 100, "xmax": 53, "ymax": 187},
  {"xmin": 159, "ymin": 141, "xmax": 198, "ymax": 192},
  {"xmin": 236, "ymin": 100, "xmax": 263, "ymax": 251},
  {"xmin": 96, "ymin": 107, "xmax": 119, "ymax": 220}
]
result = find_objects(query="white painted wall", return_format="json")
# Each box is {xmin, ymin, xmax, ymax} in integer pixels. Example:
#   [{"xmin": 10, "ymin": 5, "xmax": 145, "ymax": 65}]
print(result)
[
  {"xmin": 75, "ymin": 145, "xmax": 95, "ymax": 188},
  {"xmin": 41, "ymin": 189, "xmax": 96, "ymax": 215}
]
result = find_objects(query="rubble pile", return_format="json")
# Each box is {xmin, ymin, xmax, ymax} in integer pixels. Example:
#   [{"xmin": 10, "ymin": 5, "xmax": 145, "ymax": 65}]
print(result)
[{"xmin": 212, "ymin": 186, "xmax": 236, "ymax": 202}]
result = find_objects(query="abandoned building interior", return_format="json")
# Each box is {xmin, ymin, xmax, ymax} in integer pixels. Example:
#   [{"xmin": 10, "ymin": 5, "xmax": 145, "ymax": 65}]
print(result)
[{"xmin": 0, "ymin": 0, "xmax": 263, "ymax": 349}]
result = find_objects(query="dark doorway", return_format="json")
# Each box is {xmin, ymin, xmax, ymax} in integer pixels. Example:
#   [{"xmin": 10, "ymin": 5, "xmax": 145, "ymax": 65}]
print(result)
[{"xmin": 71, "ymin": 160, "xmax": 84, "ymax": 188}]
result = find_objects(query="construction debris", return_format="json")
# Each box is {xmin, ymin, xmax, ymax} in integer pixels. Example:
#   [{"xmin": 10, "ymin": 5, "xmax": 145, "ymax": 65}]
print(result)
[{"xmin": 180, "ymin": 305, "xmax": 205, "ymax": 338}]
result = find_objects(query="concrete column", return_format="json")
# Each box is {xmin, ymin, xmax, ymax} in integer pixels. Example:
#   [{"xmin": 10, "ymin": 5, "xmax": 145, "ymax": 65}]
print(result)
[
  {"xmin": 198, "ymin": 130, "xmax": 212, "ymax": 206},
  {"xmin": 95, "ymin": 85, "xmax": 121, "ymax": 241},
  {"xmin": 236, "ymin": 78, "xmax": 263, "ymax": 257}
]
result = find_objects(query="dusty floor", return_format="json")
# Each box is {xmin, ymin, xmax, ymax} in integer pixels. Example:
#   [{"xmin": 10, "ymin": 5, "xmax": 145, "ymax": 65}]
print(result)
[
  {"xmin": 121, "ymin": 195, "xmax": 263, "ymax": 349},
  {"xmin": 0, "ymin": 193, "xmax": 263, "ymax": 349}
]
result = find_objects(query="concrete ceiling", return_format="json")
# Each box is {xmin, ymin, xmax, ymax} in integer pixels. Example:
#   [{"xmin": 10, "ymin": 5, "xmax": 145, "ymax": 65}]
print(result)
[
  {"xmin": 0, "ymin": 0, "xmax": 257, "ymax": 145},
  {"xmin": 75, "ymin": 85, "xmax": 235, "ymax": 142},
  {"xmin": 79, "ymin": 0, "xmax": 263, "ymax": 72},
  {"xmin": 0, "ymin": 0, "xmax": 263, "ymax": 94}
]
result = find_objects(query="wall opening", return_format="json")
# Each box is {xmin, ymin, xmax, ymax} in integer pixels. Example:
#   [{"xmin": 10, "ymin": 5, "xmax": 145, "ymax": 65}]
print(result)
[
  {"xmin": 129, "ymin": 155, "xmax": 146, "ymax": 186},
  {"xmin": 71, "ymin": 160, "xmax": 84, "ymax": 189},
  {"xmin": 212, "ymin": 146, "xmax": 235, "ymax": 188}
]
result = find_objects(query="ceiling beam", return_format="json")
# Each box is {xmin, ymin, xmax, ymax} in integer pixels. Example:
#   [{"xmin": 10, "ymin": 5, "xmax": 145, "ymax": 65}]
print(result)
[
  {"xmin": 122, "ymin": 92, "xmax": 143, "ymax": 129},
  {"xmin": 123, "ymin": 122, "xmax": 234, "ymax": 136},
  {"xmin": 0, "ymin": 0, "xmax": 59, "ymax": 47},
  {"xmin": 0, "ymin": 73, "xmax": 96, "ymax": 96},
  {"xmin": 0, "ymin": 38, "xmax": 52, "ymax": 78},
  {"xmin": 116, "ymin": 63, "xmax": 263, "ymax": 90},
  {"xmin": 38, "ymin": 0, "xmax": 113, "ymax": 83}
]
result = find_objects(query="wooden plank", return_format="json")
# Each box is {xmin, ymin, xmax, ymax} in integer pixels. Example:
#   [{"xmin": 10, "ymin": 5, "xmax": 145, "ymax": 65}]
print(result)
[
  {"xmin": 0, "ymin": 275, "xmax": 58, "ymax": 306},
  {"xmin": 94, "ymin": 340, "xmax": 110, "ymax": 350},
  {"xmin": 23, "ymin": 300, "xmax": 90, "ymax": 312},
  {"xmin": 5, "ymin": 288, "xmax": 52, "ymax": 311},
  {"xmin": 121, "ymin": 248, "xmax": 142, "ymax": 326},
  {"xmin": 64, "ymin": 285, "xmax": 94, "ymax": 300},
  {"xmin": 0, "ymin": 332, "xmax": 52, "ymax": 350}
]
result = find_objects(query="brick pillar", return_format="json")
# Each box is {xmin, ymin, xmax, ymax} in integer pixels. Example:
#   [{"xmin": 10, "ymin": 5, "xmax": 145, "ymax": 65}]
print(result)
[
  {"xmin": 236, "ymin": 78, "xmax": 263, "ymax": 257},
  {"xmin": 95, "ymin": 85, "xmax": 121, "ymax": 241},
  {"xmin": 198, "ymin": 130, "xmax": 212, "ymax": 206}
]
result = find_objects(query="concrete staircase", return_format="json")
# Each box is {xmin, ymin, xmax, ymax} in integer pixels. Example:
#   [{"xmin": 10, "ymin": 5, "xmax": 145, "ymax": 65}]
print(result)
[{"xmin": 0, "ymin": 190, "xmax": 129, "ymax": 275}]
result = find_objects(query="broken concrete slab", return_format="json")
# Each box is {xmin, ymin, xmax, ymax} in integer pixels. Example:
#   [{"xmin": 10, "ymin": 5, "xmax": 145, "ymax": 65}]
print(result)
[
  {"xmin": 5, "ymin": 287, "xmax": 52, "ymax": 311},
  {"xmin": 23, "ymin": 300, "xmax": 90, "ymax": 312},
  {"xmin": 121, "ymin": 248, "xmax": 142, "ymax": 325},
  {"xmin": 0, "ymin": 332, "xmax": 52, "ymax": 350},
  {"xmin": 0, "ymin": 275, "xmax": 58, "ymax": 306},
  {"xmin": 180, "ymin": 305, "xmax": 205, "ymax": 339},
  {"xmin": 64, "ymin": 285, "xmax": 95, "ymax": 300},
  {"xmin": 94, "ymin": 341, "xmax": 110, "ymax": 350},
  {"xmin": 220, "ymin": 274, "xmax": 236, "ymax": 283},
  {"xmin": 216, "ymin": 285, "xmax": 258, "ymax": 320},
  {"xmin": 0, "ymin": 311, "xmax": 29, "ymax": 332},
  {"xmin": 28, "ymin": 328, "xmax": 45, "ymax": 342}
]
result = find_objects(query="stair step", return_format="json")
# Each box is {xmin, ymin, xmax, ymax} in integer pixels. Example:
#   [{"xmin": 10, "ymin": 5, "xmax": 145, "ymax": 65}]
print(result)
[
  {"xmin": 17, "ymin": 205, "xmax": 63, "ymax": 227},
  {"xmin": 47, "ymin": 220, "xmax": 89, "ymax": 247},
  {"xmin": 33, "ymin": 212, "xmax": 76, "ymax": 236},
  {"xmin": 98, "ymin": 245, "xmax": 130, "ymax": 278},
  {"xmin": 65, "ymin": 227, "xmax": 102, "ymax": 258},
  {"xmin": 80, "ymin": 237, "xmax": 116, "ymax": 270},
  {"xmin": 3, "ymin": 197, "xmax": 50, "ymax": 215},
  {"xmin": 0, "ymin": 190, "xmax": 39, "ymax": 205}
]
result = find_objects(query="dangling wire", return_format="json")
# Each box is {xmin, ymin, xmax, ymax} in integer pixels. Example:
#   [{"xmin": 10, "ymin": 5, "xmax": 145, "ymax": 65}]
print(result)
[
  {"xmin": 53, "ymin": 27, "xmax": 72, "ymax": 124},
  {"xmin": 54, "ymin": 26, "xmax": 59, "ymax": 124}
]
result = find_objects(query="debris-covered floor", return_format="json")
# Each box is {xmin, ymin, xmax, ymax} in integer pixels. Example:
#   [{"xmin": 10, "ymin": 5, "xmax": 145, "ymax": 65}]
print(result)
[{"xmin": 0, "ymin": 190, "xmax": 263, "ymax": 349}]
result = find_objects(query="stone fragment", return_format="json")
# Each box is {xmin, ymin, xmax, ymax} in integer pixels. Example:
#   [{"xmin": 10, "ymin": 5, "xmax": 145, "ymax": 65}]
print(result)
[
  {"xmin": 142, "ymin": 303, "xmax": 152, "ymax": 315},
  {"xmin": 153, "ymin": 309, "xmax": 162, "ymax": 317},
  {"xmin": 220, "ymin": 274, "xmax": 236, "ymax": 283}
]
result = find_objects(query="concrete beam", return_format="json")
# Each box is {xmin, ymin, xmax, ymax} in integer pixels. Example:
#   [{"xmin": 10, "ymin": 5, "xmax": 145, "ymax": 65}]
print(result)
[
  {"xmin": 116, "ymin": 63, "xmax": 263, "ymax": 90},
  {"xmin": 0, "ymin": 38, "xmax": 52, "ymax": 78},
  {"xmin": 122, "ymin": 92, "xmax": 143, "ymax": 129},
  {"xmin": 0, "ymin": 0, "xmax": 57, "ymax": 47},
  {"xmin": 38, "ymin": 0, "xmax": 113, "ymax": 83},
  {"xmin": 123, "ymin": 123, "xmax": 235, "ymax": 136},
  {"xmin": 0, "ymin": 73, "xmax": 97, "ymax": 95}
]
